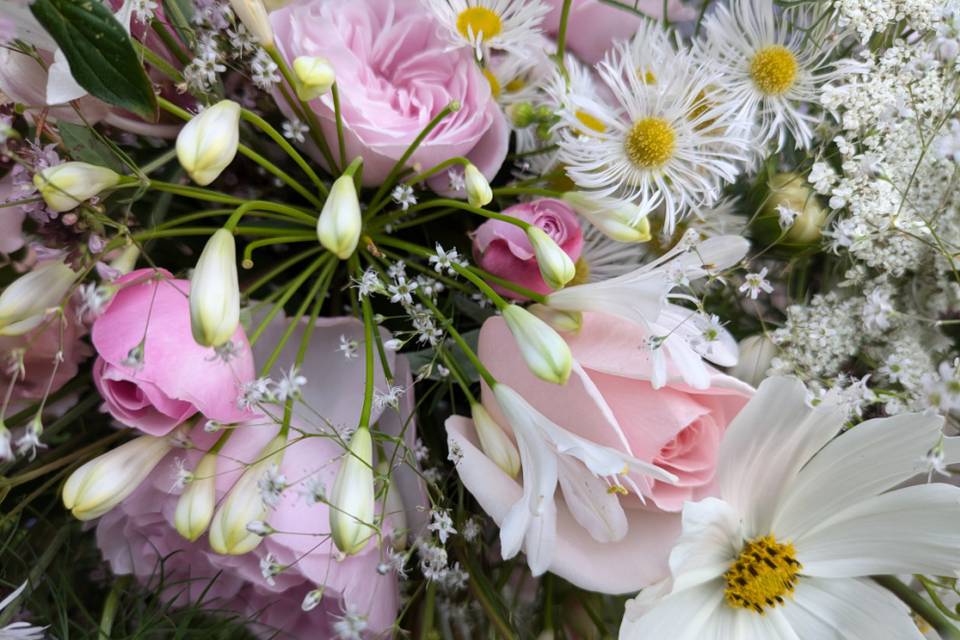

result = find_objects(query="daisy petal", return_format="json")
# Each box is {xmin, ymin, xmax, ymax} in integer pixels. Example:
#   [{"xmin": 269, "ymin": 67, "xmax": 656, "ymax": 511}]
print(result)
[
  {"xmin": 773, "ymin": 412, "xmax": 945, "ymax": 539},
  {"xmin": 619, "ymin": 582, "xmax": 725, "ymax": 640},
  {"xmin": 797, "ymin": 484, "xmax": 960, "ymax": 578},
  {"xmin": 668, "ymin": 497, "xmax": 741, "ymax": 593},
  {"xmin": 782, "ymin": 577, "xmax": 924, "ymax": 640},
  {"xmin": 717, "ymin": 377, "xmax": 846, "ymax": 536}
]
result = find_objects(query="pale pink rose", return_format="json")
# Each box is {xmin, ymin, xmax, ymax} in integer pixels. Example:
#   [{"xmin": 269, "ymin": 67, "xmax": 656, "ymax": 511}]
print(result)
[
  {"xmin": 91, "ymin": 269, "xmax": 255, "ymax": 436},
  {"xmin": 97, "ymin": 314, "xmax": 427, "ymax": 638},
  {"xmin": 0, "ymin": 305, "xmax": 91, "ymax": 415},
  {"xmin": 542, "ymin": 0, "xmax": 698, "ymax": 64},
  {"xmin": 445, "ymin": 312, "xmax": 752, "ymax": 593},
  {"xmin": 472, "ymin": 198, "xmax": 583, "ymax": 298},
  {"xmin": 270, "ymin": 0, "xmax": 509, "ymax": 187},
  {"xmin": 0, "ymin": 173, "xmax": 26, "ymax": 255}
]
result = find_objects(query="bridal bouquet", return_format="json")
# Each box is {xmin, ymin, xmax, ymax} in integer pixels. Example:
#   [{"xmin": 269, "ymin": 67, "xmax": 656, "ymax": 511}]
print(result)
[{"xmin": 1, "ymin": 0, "xmax": 960, "ymax": 637}]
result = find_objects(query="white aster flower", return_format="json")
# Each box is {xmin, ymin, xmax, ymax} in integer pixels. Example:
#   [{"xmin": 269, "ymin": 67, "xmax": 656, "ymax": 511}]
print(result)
[
  {"xmin": 423, "ymin": 0, "xmax": 549, "ymax": 61},
  {"xmin": 557, "ymin": 38, "xmax": 750, "ymax": 234},
  {"xmin": 0, "ymin": 582, "xmax": 46, "ymax": 640},
  {"xmin": 620, "ymin": 376, "xmax": 960, "ymax": 640},
  {"xmin": 699, "ymin": 0, "xmax": 861, "ymax": 151}
]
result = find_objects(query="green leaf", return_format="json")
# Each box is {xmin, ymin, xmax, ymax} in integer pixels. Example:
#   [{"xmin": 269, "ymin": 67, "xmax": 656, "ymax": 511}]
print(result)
[
  {"xmin": 161, "ymin": 0, "xmax": 197, "ymax": 51},
  {"xmin": 57, "ymin": 122, "xmax": 126, "ymax": 172},
  {"xmin": 29, "ymin": 0, "xmax": 158, "ymax": 121}
]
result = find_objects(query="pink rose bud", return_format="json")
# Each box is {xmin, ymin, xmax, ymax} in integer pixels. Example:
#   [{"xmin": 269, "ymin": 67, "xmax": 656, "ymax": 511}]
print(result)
[
  {"xmin": 472, "ymin": 198, "xmax": 583, "ymax": 298},
  {"xmin": 91, "ymin": 269, "xmax": 255, "ymax": 436}
]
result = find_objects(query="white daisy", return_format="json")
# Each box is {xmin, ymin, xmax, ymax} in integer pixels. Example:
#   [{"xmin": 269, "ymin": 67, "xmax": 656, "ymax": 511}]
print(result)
[
  {"xmin": 699, "ymin": 0, "xmax": 861, "ymax": 151},
  {"xmin": 557, "ymin": 38, "xmax": 750, "ymax": 234},
  {"xmin": 422, "ymin": 0, "xmax": 549, "ymax": 61},
  {"xmin": 620, "ymin": 376, "xmax": 960, "ymax": 640}
]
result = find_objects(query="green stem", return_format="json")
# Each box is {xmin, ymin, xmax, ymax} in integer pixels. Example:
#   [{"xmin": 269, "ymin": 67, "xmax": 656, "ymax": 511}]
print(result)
[
  {"xmin": 144, "ymin": 180, "xmax": 246, "ymax": 205},
  {"xmin": 240, "ymin": 108, "xmax": 328, "ymax": 198},
  {"xmin": 98, "ymin": 575, "xmax": 130, "ymax": 639},
  {"xmin": 243, "ymin": 247, "xmax": 324, "ymax": 298},
  {"xmin": 403, "ymin": 198, "xmax": 533, "ymax": 230},
  {"xmin": 441, "ymin": 349, "xmax": 476, "ymax": 404},
  {"xmin": 492, "ymin": 186, "xmax": 565, "ymax": 198},
  {"xmin": 242, "ymin": 234, "xmax": 319, "ymax": 268},
  {"xmin": 330, "ymin": 83, "xmax": 348, "ymax": 169},
  {"xmin": 875, "ymin": 576, "xmax": 960, "ymax": 640},
  {"xmin": 357, "ymin": 261, "xmax": 377, "ymax": 430},
  {"xmin": 224, "ymin": 200, "xmax": 317, "ymax": 230},
  {"xmin": 249, "ymin": 255, "xmax": 330, "ymax": 345},
  {"xmin": 553, "ymin": 0, "xmax": 573, "ymax": 82},
  {"xmin": 403, "ymin": 156, "xmax": 470, "ymax": 185},
  {"xmin": 237, "ymin": 145, "xmax": 324, "ymax": 206},
  {"xmin": 416, "ymin": 293, "xmax": 496, "ymax": 388}
]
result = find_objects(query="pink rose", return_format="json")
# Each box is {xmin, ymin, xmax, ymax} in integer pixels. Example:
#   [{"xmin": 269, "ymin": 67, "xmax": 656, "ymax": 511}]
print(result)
[
  {"xmin": 270, "ymin": 0, "xmax": 509, "ymax": 187},
  {"xmin": 97, "ymin": 314, "xmax": 427, "ymax": 638},
  {"xmin": 473, "ymin": 198, "xmax": 583, "ymax": 297},
  {"xmin": 542, "ymin": 0, "xmax": 698, "ymax": 64},
  {"xmin": 445, "ymin": 312, "xmax": 752, "ymax": 593},
  {"xmin": 91, "ymin": 269, "xmax": 255, "ymax": 436}
]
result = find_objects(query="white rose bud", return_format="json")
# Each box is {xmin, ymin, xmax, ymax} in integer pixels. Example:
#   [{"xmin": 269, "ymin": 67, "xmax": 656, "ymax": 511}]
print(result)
[
  {"xmin": 62, "ymin": 435, "xmax": 172, "ymax": 521},
  {"xmin": 329, "ymin": 426, "xmax": 375, "ymax": 555},
  {"xmin": 189, "ymin": 228, "xmax": 240, "ymax": 347},
  {"xmin": 209, "ymin": 433, "xmax": 285, "ymax": 555},
  {"xmin": 470, "ymin": 402, "xmax": 520, "ymax": 478},
  {"xmin": 34, "ymin": 161, "xmax": 120, "ymax": 213},
  {"xmin": 228, "ymin": 0, "xmax": 274, "ymax": 47},
  {"xmin": 464, "ymin": 163, "xmax": 492, "ymax": 208},
  {"xmin": 527, "ymin": 303, "xmax": 582, "ymax": 333},
  {"xmin": 293, "ymin": 56, "xmax": 335, "ymax": 101},
  {"xmin": 526, "ymin": 226, "xmax": 575, "ymax": 290},
  {"xmin": 0, "ymin": 260, "xmax": 76, "ymax": 336},
  {"xmin": 317, "ymin": 174, "xmax": 362, "ymax": 260},
  {"xmin": 176, "ymin": 100, "xmax": 242, "ymax": 186},
  {"xmin": 563, "ymin": 192, "xmax": 652, "ymax": 243},
  {"xmin": 174, "ymin": 452, "xmax": 218, "ymax": 541},
  {"xmin": 501, "ymin": 304, "xmax": 572, "ymax": 385},
  {"xmin": 729, "ymin": 334, "xmax": 777, "ymax": 387}
]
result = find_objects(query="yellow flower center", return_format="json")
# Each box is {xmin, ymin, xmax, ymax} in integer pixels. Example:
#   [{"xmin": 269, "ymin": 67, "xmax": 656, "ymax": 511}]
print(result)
[
  {"xmin": 638, "ymin": 68, "xmax": 657, "ymax": 84},
  {"xmin": 724, "ymin": 535, "xmax": 802, "ymax": 614},
  {"xmin": 749, "ymin": 45, "xmax": 798, "ymax": 96},
  {"xmin": 505, "ymin": 77, "xmax": 526, "ymax": 92},
  {"xmin": 624, "ymin": 117, "xmax": 676, "ymax": 169},
  {"xmin": 457, "ymin": 6, "xmax": 502, "ymax": 40},
  {"xmin": 575, "ymin": 110, "xmax": 606, "ymax": 134},
  {"xmin": 483, "ymin": 68, "xmax": 501, "ymax": 98}
]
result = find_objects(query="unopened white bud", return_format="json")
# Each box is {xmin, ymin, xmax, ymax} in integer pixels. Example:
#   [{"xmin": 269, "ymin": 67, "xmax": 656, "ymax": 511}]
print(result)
[
  {"xmin": 63, "ymin": 435, "xmax": 172, "ymax": 520},
  {"xmin": 528, "ymin": 303, "xmax": 582, "ymax": 333},
  {"xmin": 174, "ymin": 452, "xmax": 217, "ymax": 541},
  {"xmin": 301, "ymin": 588, "xmax": 324, "ymax": 612},
  {"xmin": 526, "ymin": 226, "xmax": 575, "ymax": 290},
  {"xmin": 729, "ymin": 334, "xmax": 776, "ymax": 387},
  {"xmin": 464, "ymin": 163, "xmax": 492, "ymax": 208},
  {"xmin": 501, "ymin": 304, "xmax": 572, "ymax": 385},
  {"xmin": 209, "ymin": 433, "xmax": 286, "ymax": 555},
  {"xmin": 228, "ymin": 0, "xmax": 274, "ymax": 46},
  {"xmin": 109, "ymin": 244, "xmax": 141, "ymax": 275},
  {"xmin": 189, "ymin": 229, "xmax": 240, "ymax": 347},
  {"xmin": 293, "ymin": 56, "xmax": 335, "ymax": 101},
  {"xmin": 470, "ymin": 403, "xmax": 520, "ymax": 478},
  {"xmin": 317, "ymin": 174, "xmax": 362, "ymax": 260},
  {"xmin": 329, "ymin": 426, "xmax": 375, "ymax": 555},
  {"xmin": 0, "ymin": 260, "xmax": 76, "ymax": 336},
  {"xmin": 176, "ymin": 100, "xmax": 242, "ymax": 186},
  {"xmin": 34, "ymin": 162, "xmax": 120, "ymax": 213},
  {"xmin": 382, "ymin": 338, "xmax": 402, "ymax": 351},
  {"xmin": 563, "ymin": 192, "xmax": 652, "ymax": 243}
]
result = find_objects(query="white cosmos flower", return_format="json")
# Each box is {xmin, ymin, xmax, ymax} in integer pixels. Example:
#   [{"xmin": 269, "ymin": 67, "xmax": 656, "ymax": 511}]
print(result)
[
  {"xmin": 423, "ymin": 0, "xmax": 550, "ymax": 61},
  {"xmin": 492, "ymin": 384, "xmax": 677, "ymax": 576},
  {"xmin": 699, "ymin": 0, "xmax": 861, "ymax": 151},
  {"xmin": 545, "ymin": 233, "xmax": 748, "ymax": 388},
  {"xmin": 557, "ymin": 34, "xmax": 751, "ymax": 234},
  {"xmin": 621, "ymin": 376, "xmax": 960, "ymax": 640}
]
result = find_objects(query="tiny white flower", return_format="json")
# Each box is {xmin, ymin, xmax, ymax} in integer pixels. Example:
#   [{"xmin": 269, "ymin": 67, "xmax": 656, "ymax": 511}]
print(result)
[
  {"xmin": 282, "ymin": 118, "xmax": 308, "ymax": 143},
  {"xmin": 301, "ymin": 587, "xmax": 324, "ymax": 612},
  {"xmin": 388, "ymin": 276, "xmax": 418, "ymax": 305},
  {"xmin": 447, "ymin": 168, "xmax": 465, "ymax": 192},
  {"xmin": 258, "ymin": 463, "xmax": 287, "ymax": 508},
  {"xmin": 739, "ymin": 267, "xmax": 774, "ymax": 300},
  {"xmin": 776, "ymin": 203, "xmax": 799, "ymax": 229},
  {"xmin": 391, "ymin": 184, "xmax": 417, "ymax": 210},
  {"xmin": 259, "ymin": 552, "xmax": 282, "ymax": 586},
  {"xmin": 273, "ymin": 365, "xmax": 307, "ymax": 401},
  {"xmin": 338, "ymin": 335, "xmax": 359, "ymax": 359}
]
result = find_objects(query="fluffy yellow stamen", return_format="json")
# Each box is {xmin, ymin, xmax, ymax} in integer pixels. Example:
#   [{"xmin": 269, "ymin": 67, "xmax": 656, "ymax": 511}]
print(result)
[
  {"xmin": 749, "ymin": 45, "xmax": 798, "ymax": 96},
  {"xmin": 724, "ymin": 535, "xmax": 802, "ymax": 614},
  {"xmin": 457, "ymin": 6, "xmax": 502, "ymax": 40},
  {"xmin": 624, "ymin": 117, "xmax": 676, "ymax": 169}
]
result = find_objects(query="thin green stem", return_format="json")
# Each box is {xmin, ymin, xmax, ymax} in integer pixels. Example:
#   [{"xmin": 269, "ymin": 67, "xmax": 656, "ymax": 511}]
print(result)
[
  {"xmin": 249, "ymin": 255, "xmax": 330, "ymax": 345},
  {"xmin": 98, "ymin": 576, "xmax": 130, "ymax": 639},
  {"xmin": 357, "ymin": 264, "xmax": 377, "ymax": 430},
  {"xmin": 237, "ymin": 145, "xmax": 324, "ymax": 206},
  {"xmin": 416, "ymin": 293, "xmax": 496, "ymax": 388},
  {"xmin": 403, "ymin": 157, "xmax": 470, "ymax": 185},
  {"xmin": 243, "ymin": 247, "xmax": 325, "ymax": 298},
  {"xmin": 875, "ymin": 576, "xmax": 960, "ymax": 640},
  {"xmin": 553, "ymin": 0, "xmax": 573, "ymax": 82},
  {"xmin": 242, "ymin": 234, "xmax": 319, "ymax": 268},
  {"xmin": 330, "ymin": 83, "xmax": 347, "ymax": 169},
  {"xmin": 224, "ymin": 200, "xmax": 317, "ymax": 230},
  {"xmin": 492, "ymin": 186, "xmax": 565, "ymax": 198},
  {"xmin": 240, "ymin": 108, "xmax": 328, "ymax": 198}
]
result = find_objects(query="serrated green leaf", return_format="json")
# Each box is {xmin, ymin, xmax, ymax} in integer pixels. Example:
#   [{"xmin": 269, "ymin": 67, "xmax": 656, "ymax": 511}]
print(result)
[
  {"xmin": 57, "ymin": 122, "xmax": 126, "ymax": 172},
  {"xmin": 29, "ymin": 0, "xmax": 158, "ymax": 121}
]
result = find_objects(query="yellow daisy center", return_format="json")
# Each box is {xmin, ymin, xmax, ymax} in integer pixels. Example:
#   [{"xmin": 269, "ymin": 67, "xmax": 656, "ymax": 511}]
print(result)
[
  {"xmin": 724, "ymin": 535, "xmax": 802, "ymax": 614},
  {"xmin": 457, "ymin": 6, "xmax": 502, "ymax": 40},
  {"xmin": 624, "ymin": 117, "xmax": 676, "ymax": 169},
  {"xmin": 575, "ymin": 110, "xmax": 607, "ymax": 134},
  {"xmin": 749, "ymin": 45, "xmax": 798, "ymax": 96},
  {"xmin": 483, "ymin": 68, "xmax": 501, "ymax": 98}
]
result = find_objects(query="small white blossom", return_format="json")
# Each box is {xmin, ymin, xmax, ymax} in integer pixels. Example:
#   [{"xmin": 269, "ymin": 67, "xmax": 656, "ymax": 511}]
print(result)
[
  {"xmin": 258, "ymin": 464, "xmax": 287, "ymax": 508},
  {"xmin": 428, "ymin": 509, "xmax": 457, "ymax": 544},
  {"xmin": 282, "ymin": 118, "xmax": 308, "ymax": 143},
  {"xmin": 301, "ymin": 588, "xmax": 324, "ymax": 612},
  {"xmin": 273, "ymin": 366, "xmax": 307, "ymax": 401},
  {"xmin": 447, "ymin": 169, "xmax": 465, "ymax": 192},
  {"xmin": 259, "ymin": 553, "xmax": 282, "ymax": 586},
  {"xmin": 251, "ymin": 48, "xmax": 280, "ymax": 89},
  {"xmin": 171, "ymin": 457, "xmax": 194, "ymax": 491},
  {"xmin": 301, "ymin": 475, "xmax": 327, "ymax": 505},
  {"xmin": 391, "ymin": 184, "xmax": 417, "ymax": 210},
  {"xmin": 374, "ymin": 385, "xmax": 406, "ymax": 411},
  {"xmin": 388, "ymin": 276, "xmax": 418, "ymax": 305},
  {"xmin": 333, "ymin": 606, "xmax": 368, "ymax": 640},
  {"xmin": 776, "ymin": 204, "xmax": 799, "ymax": 229},
  {"xmin": 238, "ymin": 377, "xmax": 272, "ymax": 409},
  {"xmin": 739, "ymin": 267, "xmax": 774, "ymax": 300},
  {"xmin": 338, "ymin": 335, "xmax": 359, "ymax": 359},
  {"xmin": 461, "ymin": 517, "xmax": 481, "ymax": 542}
]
